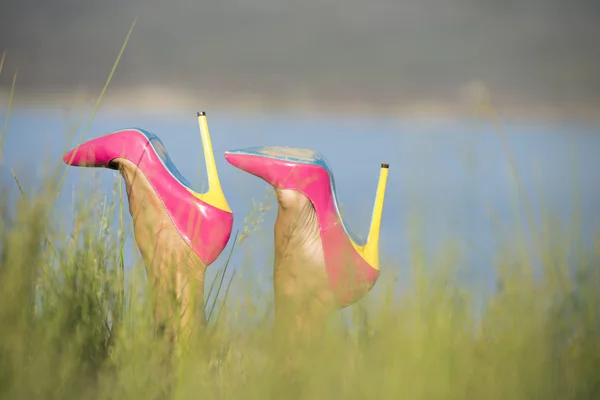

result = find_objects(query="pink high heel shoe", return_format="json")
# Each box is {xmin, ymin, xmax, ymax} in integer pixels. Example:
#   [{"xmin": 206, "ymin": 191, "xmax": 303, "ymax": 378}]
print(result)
[
  {"xmin": 225, "ymin": 146, "xmax": 389, "ymax": 307},
  {"xmin": 63, "ymin": 112, "xmax": 233, "ymax": 266}
]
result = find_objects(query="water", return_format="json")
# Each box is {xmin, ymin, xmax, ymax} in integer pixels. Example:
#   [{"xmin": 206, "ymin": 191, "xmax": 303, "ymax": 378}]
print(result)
[{"xmin": 2, "ymin": 106, "xmax": 599, "ymax": 310}]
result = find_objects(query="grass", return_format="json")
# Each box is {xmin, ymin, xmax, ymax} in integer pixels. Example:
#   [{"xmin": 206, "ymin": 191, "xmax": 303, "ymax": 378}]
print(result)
[
  {"xmin": 1, "ymin": 33, "xmax": 600, "ymax": 400},
  {"xmin": 0, "ymin": 159, "xmax": 599, "ymax": 400}
]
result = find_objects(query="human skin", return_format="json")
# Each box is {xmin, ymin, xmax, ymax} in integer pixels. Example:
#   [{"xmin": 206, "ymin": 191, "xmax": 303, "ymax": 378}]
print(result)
[
  {"xmin": 224, "ymin": 148, "xmax": 388, "ymax": 347},
  {"xmin": 118, "ymin": 157, "xmax": 331, "ymax": 350},
  {"xmin": 115, "ymin": 158, "xmax": 206, "ymax": 346},
  {"xmin": 272, "ymin": 188, "xmax": 337, "ymax": 345}
]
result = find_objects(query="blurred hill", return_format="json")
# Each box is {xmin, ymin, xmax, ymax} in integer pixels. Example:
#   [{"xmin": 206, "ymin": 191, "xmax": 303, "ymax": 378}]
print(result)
[{"xmin": 1, "ymin": 0, "xmax": 600, "ymax": 117}]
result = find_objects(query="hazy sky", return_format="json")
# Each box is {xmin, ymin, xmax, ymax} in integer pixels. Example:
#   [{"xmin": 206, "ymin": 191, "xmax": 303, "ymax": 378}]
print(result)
[{"xmin": 1, "ymin": 0, "xmax": 600, "ymax": 109}]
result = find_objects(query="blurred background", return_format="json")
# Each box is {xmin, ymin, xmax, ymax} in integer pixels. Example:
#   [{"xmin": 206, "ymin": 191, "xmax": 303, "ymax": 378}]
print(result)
[
  {"xmin": 0, "ymin": 0, "xmax": 599, "ymax": 304},
  {"xmin": 1, "ymin": 0, "xmax": 600, "ymax": 117}
]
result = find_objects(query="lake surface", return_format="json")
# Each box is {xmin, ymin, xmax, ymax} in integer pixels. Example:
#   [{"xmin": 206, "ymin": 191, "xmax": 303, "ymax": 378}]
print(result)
[{"xmin": 1, "ymin": 106, "xmax": 599, "ymax": 310}]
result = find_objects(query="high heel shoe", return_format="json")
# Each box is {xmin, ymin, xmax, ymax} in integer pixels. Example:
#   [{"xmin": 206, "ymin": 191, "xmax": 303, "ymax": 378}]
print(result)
[
  {"xmin": 224, "ymin": 146, "xmax": 389, "ymax": 308},
  {"xmin": 62, "ymin": 112, "xmax": 233, "ymax": 266}
]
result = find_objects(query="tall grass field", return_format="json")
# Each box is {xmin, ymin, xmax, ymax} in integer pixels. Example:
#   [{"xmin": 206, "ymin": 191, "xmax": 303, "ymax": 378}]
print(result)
[{"xmin": 1, "ymin": 38, "xmax": 600, "ymax": 399}]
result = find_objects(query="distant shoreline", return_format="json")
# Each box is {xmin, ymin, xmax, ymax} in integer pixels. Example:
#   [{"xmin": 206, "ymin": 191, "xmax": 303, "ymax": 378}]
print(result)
[{"xmin": 1, "ymin": 87, "xmax": 599, "ymax": 123}]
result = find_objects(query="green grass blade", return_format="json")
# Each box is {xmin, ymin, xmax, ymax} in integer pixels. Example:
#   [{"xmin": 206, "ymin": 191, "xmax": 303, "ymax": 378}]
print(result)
[
  {"xmin": 206, "ymin": 230, "xmax": 239, "ymax": 323},
  {"xmin": 0, "ymin": 69, "xmax": 17, "ymax": 163},
  {"xmin": 0, "ymin": 50, "xmax": 6, "ymax": 76},
  {"xmin": 207, "ymin": 270, "xmax": 237, "ymax": 334},
  {"xmin": 8, "ymin": 166, "xmax": 61, "ymax": 271},
  {"xmin": 53, "ymin": 17, "xmax": 137, "ymax": 195}
]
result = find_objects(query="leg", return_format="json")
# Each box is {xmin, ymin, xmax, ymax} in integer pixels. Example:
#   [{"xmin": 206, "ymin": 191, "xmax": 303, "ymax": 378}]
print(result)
[
  {"xmin": 272, "ymin": 189, "xmax": 336, "ymax": 345},
  {"xmin": 117, "ymin": 159, "xmax": 206, "ymax": 346}
]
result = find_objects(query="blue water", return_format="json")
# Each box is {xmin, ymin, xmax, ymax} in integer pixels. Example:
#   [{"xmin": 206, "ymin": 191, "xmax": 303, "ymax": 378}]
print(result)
[{"xmin": 1, "ymin": 106, "xmax": 599, "ymax": 313}]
